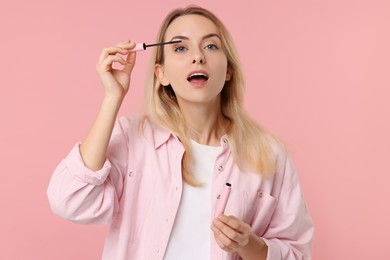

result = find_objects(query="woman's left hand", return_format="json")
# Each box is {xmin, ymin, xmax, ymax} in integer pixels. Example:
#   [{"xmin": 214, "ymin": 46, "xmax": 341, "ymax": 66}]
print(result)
[{"xmin": 211, "ymin": 215, "xmax": 252, "ymax": 253}]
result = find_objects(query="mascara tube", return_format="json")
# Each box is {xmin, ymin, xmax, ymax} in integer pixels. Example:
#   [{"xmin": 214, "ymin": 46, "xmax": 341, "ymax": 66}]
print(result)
[
  {"xmin": 130, "ymin": 43, "xmax": 148, "ymax": 52},
  {"xmin": 214, "ymin": 183, "xmax": 232, "ymax": 218}
]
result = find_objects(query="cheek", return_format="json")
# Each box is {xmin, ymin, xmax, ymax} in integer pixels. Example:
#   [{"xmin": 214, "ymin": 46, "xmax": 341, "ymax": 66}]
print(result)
[
  {"xmin": 215, "ymin": 60, "xmax": 229, "ymax": 82},
  {"xmin": 164, "ymin": 59, "xmax": 186, "ymax": 82},
  {"xmin": 215, "ymin": 55, "xmax": 228, "ymax": 71}
]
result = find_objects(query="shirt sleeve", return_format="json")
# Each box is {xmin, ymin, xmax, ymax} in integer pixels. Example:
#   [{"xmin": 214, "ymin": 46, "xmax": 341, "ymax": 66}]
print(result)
[
  {"xmin": 262, "ymin": 152, "xmax": 314, "ymax": 260},
  {"xmin": 47, "ymin": 117, "xmax": 129, "ymax": 224}
]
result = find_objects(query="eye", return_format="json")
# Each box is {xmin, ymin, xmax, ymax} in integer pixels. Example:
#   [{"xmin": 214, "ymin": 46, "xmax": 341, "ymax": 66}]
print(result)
[
  {"xmin": 174, "ymin": 46, "xmax": 187, "ymax": 53},
  {"xmin": 204, "ymin": 44, "xmax": 218, "ymax": 50}
]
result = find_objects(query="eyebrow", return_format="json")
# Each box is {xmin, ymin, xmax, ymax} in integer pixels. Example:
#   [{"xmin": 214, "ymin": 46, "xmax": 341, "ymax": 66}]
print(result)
[{"xmin": 170, "ymin": 33, "xmax": 221, "ymax": 42}]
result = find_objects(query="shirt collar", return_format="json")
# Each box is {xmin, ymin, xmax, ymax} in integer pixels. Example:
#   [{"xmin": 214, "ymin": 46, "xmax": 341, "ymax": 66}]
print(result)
[
  {"xmin": 151, "ymin": 120, "xmax": 230, "ymax": 149},
  {"xmin": 152, "ymin": 123, "xmax": 174, "ymax": 149}
]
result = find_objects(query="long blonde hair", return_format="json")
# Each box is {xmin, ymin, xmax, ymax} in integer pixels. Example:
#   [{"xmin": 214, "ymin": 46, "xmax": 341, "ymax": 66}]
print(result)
[{"xmin": 142, "ymin": 6, "xmax": 282, "ymax": 185}]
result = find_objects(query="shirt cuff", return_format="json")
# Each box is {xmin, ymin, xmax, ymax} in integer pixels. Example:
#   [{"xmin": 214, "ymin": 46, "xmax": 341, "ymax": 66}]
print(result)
[
  {"xmin": 65, "ymin": 143, "xmax": 112, "ymax": 185},
  {"xmin": 262, "ymin": 237, "xmax": 282, "ymax": 260}
]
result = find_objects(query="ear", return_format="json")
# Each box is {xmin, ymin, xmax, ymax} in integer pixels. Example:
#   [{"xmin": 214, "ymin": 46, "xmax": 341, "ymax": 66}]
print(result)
[
  {"xmin": 225, "ymin": 66, "xmax": 232, "ymax": 81},
  {"xmin": 155, "ymin": 64, "xmax": 170, "ymax": 86}
]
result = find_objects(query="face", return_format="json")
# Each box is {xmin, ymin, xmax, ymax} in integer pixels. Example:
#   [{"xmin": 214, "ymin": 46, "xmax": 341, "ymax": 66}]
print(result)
[{"xmin": 155, "ymin": 14, "xmax": 231, "ymax": 106}]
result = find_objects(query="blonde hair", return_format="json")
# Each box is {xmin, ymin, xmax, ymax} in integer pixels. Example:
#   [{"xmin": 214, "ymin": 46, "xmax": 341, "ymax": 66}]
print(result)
[{"xmin": 142, "ymin": 5, "xmax": 282, "ymax": 185}]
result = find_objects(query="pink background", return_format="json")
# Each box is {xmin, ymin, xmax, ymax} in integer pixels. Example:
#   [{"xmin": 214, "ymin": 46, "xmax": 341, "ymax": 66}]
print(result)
[{"xmin": 1, "ymin": 0, "xmax": 389, "ymax": 259}]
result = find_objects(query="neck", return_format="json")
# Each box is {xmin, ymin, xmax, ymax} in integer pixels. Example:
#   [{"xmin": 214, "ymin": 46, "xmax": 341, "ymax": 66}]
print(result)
[{"xmin": 178, "ymin": 97, "xmax": 229, "ymax": 146}]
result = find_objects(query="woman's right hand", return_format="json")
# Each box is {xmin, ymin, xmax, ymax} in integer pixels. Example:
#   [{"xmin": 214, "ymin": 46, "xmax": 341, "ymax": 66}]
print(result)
[{"xmin": 96, "ymin": 40, "xmax": 137, "ymax": 100}]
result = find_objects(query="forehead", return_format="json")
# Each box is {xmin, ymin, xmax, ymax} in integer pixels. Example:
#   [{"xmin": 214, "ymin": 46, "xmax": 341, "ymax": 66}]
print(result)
[{"xmin": 164, "ymin": 14, "xmax": 220, "ymax": 40}]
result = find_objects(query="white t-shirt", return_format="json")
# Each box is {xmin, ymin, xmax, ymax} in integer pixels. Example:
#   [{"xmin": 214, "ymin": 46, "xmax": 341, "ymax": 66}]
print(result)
[{"xmin": 163, "ymin": 140, "xmax": 222, "ymax": 259}]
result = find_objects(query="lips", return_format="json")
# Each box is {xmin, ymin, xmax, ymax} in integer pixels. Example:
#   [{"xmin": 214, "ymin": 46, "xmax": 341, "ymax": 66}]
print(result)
[{"xmin": 187, "ymin": 70, "xmax": 209, "ymax": 82}]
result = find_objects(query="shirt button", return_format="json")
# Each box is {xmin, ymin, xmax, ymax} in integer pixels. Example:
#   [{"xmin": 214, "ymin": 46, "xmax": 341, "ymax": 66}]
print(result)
[
  {"xmin": 222, "ymin": 138, "xmax": 228, "ymax": 143},
  {"xmin": 128, "ymin": 171, "xmax": 134, "ymax": 177},
  {"xmin": 218, "ymin": 165, "xmax": 224, "ymax": 172},
  {"xmin": 216, "ymin": 194, "xmax": 221, "ymax": 199}
]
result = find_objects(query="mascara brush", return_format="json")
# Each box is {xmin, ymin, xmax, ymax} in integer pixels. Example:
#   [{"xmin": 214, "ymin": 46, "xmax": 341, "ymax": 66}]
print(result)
[{"xmin": 130, "ymin": 40, "xmax": 182, "ymax": 52}]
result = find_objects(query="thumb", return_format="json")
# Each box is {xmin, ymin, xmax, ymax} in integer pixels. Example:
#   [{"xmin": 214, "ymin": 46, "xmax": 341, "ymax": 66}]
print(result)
[{"xmin": 123, "ymin": 41, "xmax": 137, "ymax": 74}]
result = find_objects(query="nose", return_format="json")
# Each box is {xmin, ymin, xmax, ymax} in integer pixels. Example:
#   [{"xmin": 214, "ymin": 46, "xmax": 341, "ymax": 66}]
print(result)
[{"xmin": 192, "ymin": 54, "xmax": 205, "ymax": 64}]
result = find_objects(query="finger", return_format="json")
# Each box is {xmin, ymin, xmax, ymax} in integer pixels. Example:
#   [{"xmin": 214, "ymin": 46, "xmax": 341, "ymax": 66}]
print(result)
[
  {"xmin": 211, "ymin": 225, "xmax": 236, "ymax": 252},
  {"xmin": 122, "ymin": 50, "xmax": 136, "ymax": 74},
  {"xmin": 109, "ymin": 41, "xmax": 136, "ymax": 74},
  {"xmin": 218, "ymin": 215, "xmax": 245, "ymax": 232},
  {"xmin": 116, "ymin": 39, "xmax": 131, "ymax": 45},
  {"xmin": 220, "ymin": 215, "xmax": 253, "ymax": 246},
  {"xmin": 116, "ymin": 40, "xmax": 136, "ymax": 50},
  {"xmin": 213, "ymin": 219, "xmax": 246, "ymax": 245},
  {"xmin": 214, "ymin": 237, "xmax": 235, "ymax": 253},
  {"xmin": 96, "ymin": 55, "xmax": 127, "ymax": 73},
  {"xmin": 98, "ymin": 46, "xmax": 130, "ymax": 64}
]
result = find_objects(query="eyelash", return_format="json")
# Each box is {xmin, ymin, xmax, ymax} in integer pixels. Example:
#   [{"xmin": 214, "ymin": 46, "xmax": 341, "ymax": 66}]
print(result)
[
  {"xmin": 174, "ymin": 44, "xmax": 219, "ymax": 53},
  {"xmin": 205, "ymin": 44, "xmax": 218, "ymax": 50},
  {"xmin": 174, "ymin": 46, "xmax": 187, "ymax": 53}
]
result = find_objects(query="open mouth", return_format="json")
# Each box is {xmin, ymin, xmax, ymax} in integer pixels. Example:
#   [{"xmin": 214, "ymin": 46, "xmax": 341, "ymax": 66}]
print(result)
[{"xmin": 187, "ymin": 72, "xmax": 209, "ymax": 82}]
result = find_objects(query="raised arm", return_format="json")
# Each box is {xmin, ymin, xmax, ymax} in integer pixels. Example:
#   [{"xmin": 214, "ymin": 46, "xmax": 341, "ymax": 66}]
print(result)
[
  {"xmin": 80, "ymin": 40, "xmax": 137, "ymax": 171},
  {"xmin": 47, "ymin": 40, "xmax": 137, "ymax": 224}
]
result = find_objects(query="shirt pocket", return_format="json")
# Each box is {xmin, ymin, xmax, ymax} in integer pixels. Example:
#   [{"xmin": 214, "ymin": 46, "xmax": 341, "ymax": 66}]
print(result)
[
  {"xmin": 222, "ymin": 190, "xmax": 277, "ymax": 233},
  {"xmin": 248, "ymin": 191, "xmax": 278, "ymax": 235}
]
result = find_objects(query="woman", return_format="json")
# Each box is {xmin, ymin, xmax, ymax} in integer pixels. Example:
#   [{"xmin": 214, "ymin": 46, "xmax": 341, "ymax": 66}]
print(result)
[{"xmin": 47, "ymin": 6, "xmax": 314, "ymax": 260}]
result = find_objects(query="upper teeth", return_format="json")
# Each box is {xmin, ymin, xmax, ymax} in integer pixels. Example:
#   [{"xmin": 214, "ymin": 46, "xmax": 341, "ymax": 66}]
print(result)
[{"xmin": 190, "ymin": 73, "xmax": 207, "ymax": 78}]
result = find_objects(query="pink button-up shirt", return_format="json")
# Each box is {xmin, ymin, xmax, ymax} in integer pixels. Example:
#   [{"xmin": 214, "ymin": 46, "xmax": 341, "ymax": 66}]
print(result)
[{"xmin": 47, "ymin": 116, "xmax": 313, "ymax": 259}]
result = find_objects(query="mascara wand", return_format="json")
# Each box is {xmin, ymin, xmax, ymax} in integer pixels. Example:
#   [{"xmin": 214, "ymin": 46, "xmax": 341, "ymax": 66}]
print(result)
[{"xmin": 130, "ymin": 40, "xmax": 182, "ymax": 52}]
